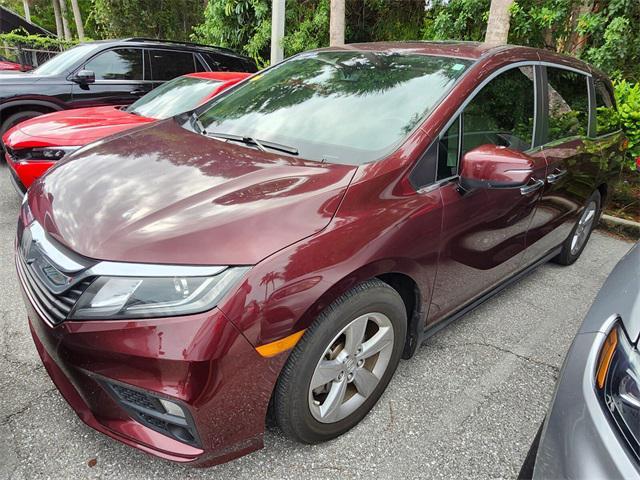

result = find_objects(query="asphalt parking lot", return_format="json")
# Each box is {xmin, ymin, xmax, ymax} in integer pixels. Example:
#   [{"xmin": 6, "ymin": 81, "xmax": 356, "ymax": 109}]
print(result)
[{"xmin": 0, "ymin": 161, "xmax": 634, "ymax": 480}]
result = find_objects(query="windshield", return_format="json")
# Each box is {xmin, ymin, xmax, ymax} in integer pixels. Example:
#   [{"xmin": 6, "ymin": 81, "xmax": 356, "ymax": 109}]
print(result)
[
  {"xmin": 32, "ymin": 44, "xmax": 101, "ymax": 76},
  {"xmin": 197, "ymin": 51, "xmax": 471, "ymax": 164},
  {"xmin": 127, "ymin": 76, "xmax": 222, "ymax": 119}
]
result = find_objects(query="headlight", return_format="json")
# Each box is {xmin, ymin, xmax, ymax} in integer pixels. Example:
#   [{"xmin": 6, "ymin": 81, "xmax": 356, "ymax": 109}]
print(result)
[
  {"xmin": 597, "ymin": 323, "xmax": 640, "ymax": 459},
  {"xmin": 17, "ymin": 146, "xmax": 80, "ymax": 161},
  {"xmin": 70, "ymin": 267, "xmax": 248, "ymax": 320}
]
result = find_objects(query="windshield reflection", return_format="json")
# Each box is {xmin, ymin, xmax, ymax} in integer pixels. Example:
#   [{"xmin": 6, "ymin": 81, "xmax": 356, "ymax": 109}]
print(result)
[{"xmin": 198, "ymin": 52, "xmax": 471, "ymax": 165}]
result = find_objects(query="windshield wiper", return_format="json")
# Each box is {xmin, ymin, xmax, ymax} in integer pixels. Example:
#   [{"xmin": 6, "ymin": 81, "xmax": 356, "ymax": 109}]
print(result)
[
  {"xmin": 190, "ymin": 112, "xmax": 206, "ymax": 134},
  {"xmin": 205, "ymin": 131, "xmax": 298, "ymax": 156}
]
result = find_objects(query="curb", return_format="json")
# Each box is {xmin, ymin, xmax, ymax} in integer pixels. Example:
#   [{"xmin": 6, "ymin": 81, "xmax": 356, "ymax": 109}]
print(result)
[{"xmin": 601, "ymin": 214, "xmax": 640, "ymax": 231}]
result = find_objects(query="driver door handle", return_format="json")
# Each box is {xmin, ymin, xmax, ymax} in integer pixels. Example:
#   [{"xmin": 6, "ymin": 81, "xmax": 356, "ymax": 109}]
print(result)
[
  {"xmin": 520, "ymin": 178, "xmax": 545, "ymax": 196},
  {"xmin": 129, "ymin": 88, "xmax": 148, "ymax": 95},
  {"xmin": 547, "ymin": 169, "xmax": 568, "ymax": 183}
]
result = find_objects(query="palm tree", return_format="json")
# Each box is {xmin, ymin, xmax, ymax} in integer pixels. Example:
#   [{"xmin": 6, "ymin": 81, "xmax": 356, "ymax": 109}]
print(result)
[
  {"xmin": 51, "ymin": 0, "xmax": 63, "ymax": 39},
  {"xmin": 69, "ymin": 0, "xmax": 85, "ymax": 41},
  {"xmin": 58, "ymin": 0, "xmax": 72, "ymax": 41},
  {"xmin": 485, "ymin": 0, "xmax": 514, "ymax": 45},
  {"xmin": 329, "ymin": 0, "xmax": 345, "ymax": 46}
]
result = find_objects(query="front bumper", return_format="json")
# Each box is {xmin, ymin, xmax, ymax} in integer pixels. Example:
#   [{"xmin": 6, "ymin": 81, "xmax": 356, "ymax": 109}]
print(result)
[
  {"xmin": 533, "ymin": 331, "xmax": 640, "ymax": 479},
  {"xmin": 19, "ymin": 271, "xmax": 288, "ymax": 466},
  {"xmin": 5, "ymin": 151, "xmax": 54, "ymax": 193}
]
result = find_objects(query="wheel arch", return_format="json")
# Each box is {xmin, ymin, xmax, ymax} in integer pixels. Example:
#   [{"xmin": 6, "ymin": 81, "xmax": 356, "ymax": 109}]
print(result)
[
  {"xmin": 293, "ymin": 260, "xmax": 428, "ymax": 361},
  {"xmin": 1, "ymin": 99, "xmax": 63, "ymax": 128}
]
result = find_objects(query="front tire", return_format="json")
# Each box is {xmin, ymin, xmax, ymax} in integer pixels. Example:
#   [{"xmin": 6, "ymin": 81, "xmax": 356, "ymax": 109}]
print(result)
[
  {"xmin": 553, "ymin": 190, "xmax": 601, "ymax": 266},
  {"xmin": 273, "ymin": 279, "xmax": 407, "ymax": 444}
]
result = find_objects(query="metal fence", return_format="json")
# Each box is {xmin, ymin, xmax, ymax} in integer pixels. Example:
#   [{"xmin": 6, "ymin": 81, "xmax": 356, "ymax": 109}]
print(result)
[{"xmin": 1, "ymin": 45, "xmax": 61, "ymax": 68}]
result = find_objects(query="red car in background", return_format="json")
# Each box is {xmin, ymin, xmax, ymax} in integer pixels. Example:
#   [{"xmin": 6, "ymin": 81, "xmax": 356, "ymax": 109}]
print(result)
[
  {"xmin": 0, "ymin": 55, "xmax": 32, "ymax": 72},
  {"xmin": 3, "ymin": 71, "xmax": 250, "ymax": 193}
]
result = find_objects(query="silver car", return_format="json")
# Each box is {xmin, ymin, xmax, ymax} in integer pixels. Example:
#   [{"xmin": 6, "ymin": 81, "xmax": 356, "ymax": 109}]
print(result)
[{"xmin": 526, "ymin": 241, "xmax": 640, "ymax": 479}]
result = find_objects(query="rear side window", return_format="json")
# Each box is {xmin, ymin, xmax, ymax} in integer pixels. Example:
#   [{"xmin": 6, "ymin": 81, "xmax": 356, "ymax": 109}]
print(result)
[
  {"xmin": 149, "ymin": 50, "xmax": 197, "ymax": 81},
  {"xmin": 462, "ymin": 66, "xmax": 535, "ymax": 155},
  {"xmin": 85, "ymin": 48, "xmax": 143, "ymax": 80},
  {"xmin": 594, "ymin": 78, "xmax": 619, "ymax": 136},
  {"xmin": 546, "ymin": 67, "xmax": 589, "ymax": 141}
]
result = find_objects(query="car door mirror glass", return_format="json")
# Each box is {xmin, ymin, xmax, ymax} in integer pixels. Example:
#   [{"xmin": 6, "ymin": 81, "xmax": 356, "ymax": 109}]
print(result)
[
  {"xmin": 459, "ymin": 144, "xmax": 534, "ymax": 191},
  {"xmin": 73, "ymin": 69, "xmax": 95, "ymax": 84}
]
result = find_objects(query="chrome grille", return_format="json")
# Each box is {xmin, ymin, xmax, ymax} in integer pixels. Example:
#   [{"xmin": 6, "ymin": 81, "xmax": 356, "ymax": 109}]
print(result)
[
  {"xmin": 16, "ymin": 221, "xmax": 94, "ymax": 326},
  {"xmin": 16, "ymin": 253, "xmax": 93, "ymax": 325}
]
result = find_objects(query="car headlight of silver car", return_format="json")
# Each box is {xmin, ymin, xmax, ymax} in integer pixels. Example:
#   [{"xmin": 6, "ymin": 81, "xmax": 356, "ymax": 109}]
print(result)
[
  {"xmin": 70, "ymin": 267, "xmax": 249, "ymax": 320},
  {"xmin": 597, "ymin": 323, "xmax": 640, "ymax": 459}
]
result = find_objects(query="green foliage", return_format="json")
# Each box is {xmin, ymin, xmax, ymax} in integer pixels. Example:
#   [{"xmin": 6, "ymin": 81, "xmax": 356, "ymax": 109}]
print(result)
[
  {"xmin": 91, "ymin": 0, "xmax": 204, "ymax": 41},
  {"xmin": 614, "ymin": 81, "xmax": 640, "ymax": 167},
  {"xmin": 423, "ymin": 0, "xmax": 489, "ymax": 41},
  {"xmin": 0, "ymin": 30, "xmax": 78, "ymax": 50}
]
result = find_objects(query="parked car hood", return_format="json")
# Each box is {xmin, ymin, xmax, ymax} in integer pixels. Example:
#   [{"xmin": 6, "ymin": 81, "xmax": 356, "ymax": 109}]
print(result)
[
  {"xmin": 29, "ymin": 119, "xmax": 358, "ymax": 266},
  {"xmin": 578, "ymin": 242, "xmax": 640, "ymax": 342},
  {"xmin": 6, "ymin": 106, "xmax": 154, "ymax": 148}
]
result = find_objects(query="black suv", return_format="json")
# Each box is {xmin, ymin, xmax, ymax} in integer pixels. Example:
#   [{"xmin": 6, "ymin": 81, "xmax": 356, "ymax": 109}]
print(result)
[{"xmin": 0, "ymin": 38, "xmax": 257, "ymax": 139}]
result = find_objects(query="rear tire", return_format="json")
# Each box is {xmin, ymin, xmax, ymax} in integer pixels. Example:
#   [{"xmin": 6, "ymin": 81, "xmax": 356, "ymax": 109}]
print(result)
[
  {"xmin": 273, "ymin": 279, "xmax": 406, "ymax": 444},
  {"xmin": 553, "ymin": 190, "xmax": 601, "ymax": 266}
]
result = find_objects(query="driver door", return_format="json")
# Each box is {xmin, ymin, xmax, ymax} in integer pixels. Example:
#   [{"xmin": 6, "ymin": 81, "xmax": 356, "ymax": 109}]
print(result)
[
  {"xmin": 70, "ymin": 48, "xmax": 152, "ymax": 108},
  {"xmin": 427, "ymin": 65, "xmax": 547, "ymax": 325}
]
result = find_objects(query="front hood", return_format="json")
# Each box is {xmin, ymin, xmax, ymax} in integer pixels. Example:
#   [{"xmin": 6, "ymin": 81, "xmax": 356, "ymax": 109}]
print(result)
[
  {"xmin": 30, "ymin": 119, "xmax": 357, "ymax": 265},
  {"xmin": 8, "ymin": 106, "xmax": 153, "ymax": 147}
]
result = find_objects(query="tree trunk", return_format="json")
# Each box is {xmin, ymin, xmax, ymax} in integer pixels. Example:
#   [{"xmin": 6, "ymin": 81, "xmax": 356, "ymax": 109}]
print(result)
[
  {"xmin": 484, "ymin": 0, "xmax": 514, "ymax": 46},
  {"xmin": 22, "ymin": 0, "xmax": 31, "ymax": 23},
  {"xmin": 58, "ymin": 0, "xmax": 72, "ymax": 41},
  {"xmin": 52, "ymin": 0, "xmax": 63, "ymax": 39},
  {"xmin": 69, "ymin": 0, "xmax": 85, "ymax": 41},
  {"xmin": 330, "ymin": 0, "xmax": 345, "ymax": 46}
]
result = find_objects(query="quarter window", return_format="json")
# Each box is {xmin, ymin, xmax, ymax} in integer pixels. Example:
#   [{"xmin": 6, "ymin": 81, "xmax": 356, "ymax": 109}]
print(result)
[
  {"xmin": 546, "ymin": 67, "xmax": 589, "ymax": 142},
  {"xmin": 149, "ymin": 50, "xmax": 198, "ymax": 81},
  {"xmin": 594, "ymin": 78, "xmax": 619, "ymax": 136},
  {"xmin": 462, "ymin": 66, "xmax": 535, "ymax": 155},
  {"xmin": 437, "ymin": 116, "xmax": 460, "ymax": 180},
  {"xmin": 84, "ymin": 48, "xmax": 143, "ymax": 80}
]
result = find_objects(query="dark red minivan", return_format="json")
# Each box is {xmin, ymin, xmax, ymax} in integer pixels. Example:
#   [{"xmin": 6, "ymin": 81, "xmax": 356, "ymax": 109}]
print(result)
[{"xmin": 16, "ymin": 42, "xmax": 625, "ymax": 466}]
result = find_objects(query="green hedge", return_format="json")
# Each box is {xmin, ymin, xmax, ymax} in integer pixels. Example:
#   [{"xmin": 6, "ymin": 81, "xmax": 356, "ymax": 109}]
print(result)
[
  {"xmin": 614, "ymin": 81, "xmax": 640, "ymax": 168},
  {"xmin": 0, "ymin": 30, "xmax": 78, "ymax": 50}
]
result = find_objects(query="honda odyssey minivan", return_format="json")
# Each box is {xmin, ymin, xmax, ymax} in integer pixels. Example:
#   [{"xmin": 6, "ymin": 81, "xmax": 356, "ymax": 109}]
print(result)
[{"xmin": 16, "ymin": 42, "xmax": 625, "ymax": 466}]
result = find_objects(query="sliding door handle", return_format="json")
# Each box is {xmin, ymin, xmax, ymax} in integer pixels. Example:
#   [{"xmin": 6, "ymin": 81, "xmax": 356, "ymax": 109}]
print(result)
[
  {"xmin": 520, "ymin": 178, "xmax": 545, "ymax": 196},
  {"xmin": 547, "ymin": 169, "xmax": 568, "ymax": 183}
]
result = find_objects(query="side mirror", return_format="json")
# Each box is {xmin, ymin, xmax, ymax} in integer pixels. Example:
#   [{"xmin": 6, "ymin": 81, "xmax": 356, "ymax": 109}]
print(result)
[
  {"xmin": 73, "ymin": 69, "xmax": 95, "ymax": 84},
  {"xmin": 459, "ymin": 144, "xmax": 534, "ymax": 191}
]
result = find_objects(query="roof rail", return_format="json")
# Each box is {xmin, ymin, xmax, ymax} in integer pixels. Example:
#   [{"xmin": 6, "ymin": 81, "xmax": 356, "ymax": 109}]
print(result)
[{"xmin": 123, "ymin": 37, "xmax": 237, "ymax": 55}]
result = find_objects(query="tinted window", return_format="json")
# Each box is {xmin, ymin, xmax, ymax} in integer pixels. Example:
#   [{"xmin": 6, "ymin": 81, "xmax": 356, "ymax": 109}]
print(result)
[
  {"xmin": 546, "ymin": 67, "xmax": 589, "ymax": 142},
  {"xmin": 127, "ymin": 76, "xmax": 222, "ymax": 119},
  {"xmin": 197, "ymin": 52, "xmax": 471, "ymax": 165},
  {"xmin": 200, "ymin": 52, "xmax": 230, "ymax": 72},
  {"xmin": 437, "ymin": 116, "xmax": 460, "ymax": 180},
  {"xmin": 85, "ymin": 48, "xmax": 143, "ymax": 80},
  {"xmin": 462, "ymin": 66, "xmax": 535, "ymax": 154},
  {"xmin": 594, "ymin": 78, "xmax": 619, "ymax": 136},
  {"xmin": 149, "ymin": 50, "xmax": 197, "ymax": 81}
]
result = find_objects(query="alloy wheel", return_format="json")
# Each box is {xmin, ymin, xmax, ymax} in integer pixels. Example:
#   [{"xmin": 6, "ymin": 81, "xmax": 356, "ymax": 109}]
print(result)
[
  {"xmin": 570, "ymin": 200, "xmax": 597, "ymax": 255},
  {"xmin": 308, "ymin": 312, "xmax": 394, "ymax": 423}
]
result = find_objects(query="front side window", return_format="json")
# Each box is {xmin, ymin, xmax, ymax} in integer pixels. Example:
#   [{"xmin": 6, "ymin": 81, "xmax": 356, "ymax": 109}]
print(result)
[
  {"xmin": 32, "ymin": 43, "xmax": 101, "ymax": 76},
  {"xmin": 127, "ymin": 76, "xmax": 222, "ymax": 119},
  {"xmin": 196, "ymin": 52, "xmax": 472, "ymax": 165},
  {"xmin": 149, "ymin": 50, "xmax": 198, "ymax": 81},
  {"xmin": 594, "ymin": 78, "xmax": 619, "ymax": 136},
  {"xmin": 84, "ymin": 48, "xmax": 143, "ymax": 80},
  {"xmin": 546, "ymin": 67, "xmax": 589, "ymax": 142},
  {"xmin": 462, "ymin": 66, "xmax": 535, "ymax": 155}
]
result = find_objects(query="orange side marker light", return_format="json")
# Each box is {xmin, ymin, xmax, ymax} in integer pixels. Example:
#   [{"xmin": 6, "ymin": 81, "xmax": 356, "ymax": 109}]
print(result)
[
  {"xmin": 256, "ymin": 330, "xmax": 305, "ymax": 358},
  {"xmin": 596, "ymin": 327, "xmax": 618, "ymax": 389}
]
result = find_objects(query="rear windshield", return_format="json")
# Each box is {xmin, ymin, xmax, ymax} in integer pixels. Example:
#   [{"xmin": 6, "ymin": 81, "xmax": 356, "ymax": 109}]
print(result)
[
  {"xmin": 127, "ymin": 76, "xmax": 222, "ymax": 119},
  {"xmin": 196, "ymin": 51, "xmax": 471, "ymax": 164}
]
